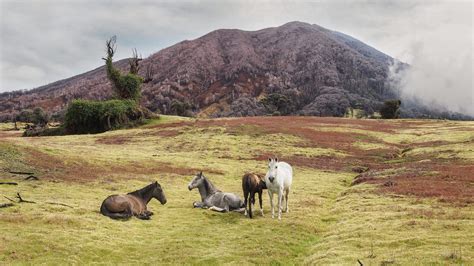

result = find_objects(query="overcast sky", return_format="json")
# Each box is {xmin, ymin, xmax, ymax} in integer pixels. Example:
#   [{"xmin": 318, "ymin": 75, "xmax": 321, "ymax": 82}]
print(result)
[{"xmin": 0, "ymin": 0, "xmax": 473, "ymax": 114}]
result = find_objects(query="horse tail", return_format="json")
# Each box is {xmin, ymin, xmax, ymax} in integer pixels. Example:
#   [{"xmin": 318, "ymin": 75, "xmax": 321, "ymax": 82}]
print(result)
[{"xmin": 100, "ymin": 200, "xmax": 132, "ymax": 220}]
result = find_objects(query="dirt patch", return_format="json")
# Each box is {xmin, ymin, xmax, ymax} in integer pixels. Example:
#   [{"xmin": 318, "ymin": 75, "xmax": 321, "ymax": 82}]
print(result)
[
  {"xmin": 110, "ymin": 162, "xmax": 224, "ymax": 177},
  {"xmin": 96, "ymin": 135, "xmax": 133, "ymax": 145},
  {"xmin": 24, "ymin": 148, "xmax": 103, "ymax": 181},
  {"xmin": 23, "ymin": 147, "xmax": 223, "ymax": 182},
  {"xmin": 153, "ymin": 129, "xmax": 182, "ymax": 137}
]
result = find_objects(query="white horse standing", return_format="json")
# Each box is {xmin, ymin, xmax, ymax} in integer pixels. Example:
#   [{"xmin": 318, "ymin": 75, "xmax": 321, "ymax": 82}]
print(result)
[{"xmin": 264, "ymin": 157, "xmax": 293, "ymax": 220}]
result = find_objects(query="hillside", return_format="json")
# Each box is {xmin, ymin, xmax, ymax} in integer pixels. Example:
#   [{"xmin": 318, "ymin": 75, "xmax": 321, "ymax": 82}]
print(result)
[
  {"xmin": 0, "ymin": 116, "xmax": 473, "ymax": 264},
  {"xmin": 1, "ymin": 21, "xmax": 404, "ymax": 119}
]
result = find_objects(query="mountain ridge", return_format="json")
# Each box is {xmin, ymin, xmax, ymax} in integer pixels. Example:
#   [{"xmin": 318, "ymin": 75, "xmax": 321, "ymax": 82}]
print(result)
[{"xmin": 2, "ymin": 21, "xmax": 469, "ymax": 120}]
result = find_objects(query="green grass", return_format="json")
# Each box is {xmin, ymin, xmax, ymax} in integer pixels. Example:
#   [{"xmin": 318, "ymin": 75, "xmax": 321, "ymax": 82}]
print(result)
[{"xmin": 0, "ymin": 116, "xmax": 473, "ymax": 264}]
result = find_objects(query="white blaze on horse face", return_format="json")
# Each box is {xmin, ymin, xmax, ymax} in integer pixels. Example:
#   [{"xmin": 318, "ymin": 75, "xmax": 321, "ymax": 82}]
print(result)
[{"xmin": 266, "ymin": 159, "xmax": 278, "ymax": 183}]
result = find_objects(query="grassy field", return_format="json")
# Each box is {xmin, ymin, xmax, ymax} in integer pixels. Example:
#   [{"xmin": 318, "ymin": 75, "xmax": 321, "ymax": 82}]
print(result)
[{"xmin": 0, "ymin": 116, "xmax": 473, "ymax": 265}]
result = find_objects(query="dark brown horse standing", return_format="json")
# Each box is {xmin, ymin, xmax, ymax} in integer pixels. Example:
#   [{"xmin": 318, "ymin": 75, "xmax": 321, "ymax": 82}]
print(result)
[
  {"xmin": 100, "ymin": 181, "xmax": 167, "ymax": 220},
  {"xmin": 242, "ymin": 173, "xmax": 267, "ymax": 218}
]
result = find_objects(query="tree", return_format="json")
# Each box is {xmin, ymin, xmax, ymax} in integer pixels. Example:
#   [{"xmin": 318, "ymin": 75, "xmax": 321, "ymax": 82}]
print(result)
[
  {"xmin": 63, "ymin": 36, "xmax": 150, "ymax": 135},
  {"xmin": 260, "ymin": 93, "xmax": 294, "ymax": 115},
  {"xmin": 380, "ymin": 99, "xmax": 401, "ymax": 119},
  {"xmin": 102, "ymin": 36, "xmax": 143, "ymax": 101}
]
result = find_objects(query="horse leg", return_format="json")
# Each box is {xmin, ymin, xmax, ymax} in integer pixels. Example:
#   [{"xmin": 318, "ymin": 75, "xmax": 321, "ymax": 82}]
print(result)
[
  {"xmin": 249, "ymin": 192, "xmax": 256, "ymax": 219},
  {"xmin": 144, "ymin": 210, "xmax": 154, "ymax": 216},
  {"xmin": 193, "ymin": 201, "xmax": 205, "ymax": 208},
  {"xmin": 101, "ymin": 202, "xmax": 132, "ymax": 220},
  {"xmin": 284, "ymin": 187, "xmax": 290, "ymax": 213},
  {"xmin": 209, "ymin": 206, "xmax": 226, "ymax": 212},
  {"xmin": 268, "ymin": 190, "xmax": 274, "ymax": 219},
  {"xmin": 258, "ymin": 191, "xmax": 264, "ymax": 216},
  {"xmin": 137, "ymin": 212, "xmax": 151, "ymax": 220},
  {"xmin": 278, "ymin": 187, "xmax": 283, "ymax": 220},
  {"xmin": 243, "ymin": 189, "xmax": 249, "ymax": 216}
]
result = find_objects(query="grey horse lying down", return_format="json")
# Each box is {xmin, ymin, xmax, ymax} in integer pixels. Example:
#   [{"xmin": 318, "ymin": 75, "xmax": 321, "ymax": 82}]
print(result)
[{"xmin": 188, "ymin": 172, "xmax": 245, "ymax": 213}]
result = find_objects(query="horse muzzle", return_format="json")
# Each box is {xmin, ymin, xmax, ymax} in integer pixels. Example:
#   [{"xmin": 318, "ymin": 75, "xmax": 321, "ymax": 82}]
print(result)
[
  {"xmin": 188, "ymin": 185, "xmax": 193, "ymax": 191},
  {"xmin": 268, "ymin": 176, "xmax": 275, "ymax": 183}
]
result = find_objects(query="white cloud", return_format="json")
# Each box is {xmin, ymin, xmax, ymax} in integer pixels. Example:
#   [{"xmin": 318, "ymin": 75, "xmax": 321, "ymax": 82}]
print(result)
[{"xmin": 388, "ymin": 1, "xmax": 473, "ymax": 115}]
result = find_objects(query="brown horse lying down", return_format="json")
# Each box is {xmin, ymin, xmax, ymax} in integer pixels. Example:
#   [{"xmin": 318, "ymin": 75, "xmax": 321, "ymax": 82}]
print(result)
[
  {"xmin": 242, "ymin": 173, "xmax": 267, "ymax": 218},
  {"xmin": 100, "ymin": 181, "xmax": 167, "ymax": 220}
]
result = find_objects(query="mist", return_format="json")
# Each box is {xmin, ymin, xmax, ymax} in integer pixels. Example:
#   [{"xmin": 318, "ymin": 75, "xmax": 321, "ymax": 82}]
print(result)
[{"xmin": 389, "ymin": 1, "xmax": 473, "ymax": 116}]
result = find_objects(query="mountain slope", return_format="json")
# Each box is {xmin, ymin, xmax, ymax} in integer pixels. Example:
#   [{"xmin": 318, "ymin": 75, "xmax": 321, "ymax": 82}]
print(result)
[{"xmin": 1, "ymin": 21, "xmax": 401, "ymax": 119}]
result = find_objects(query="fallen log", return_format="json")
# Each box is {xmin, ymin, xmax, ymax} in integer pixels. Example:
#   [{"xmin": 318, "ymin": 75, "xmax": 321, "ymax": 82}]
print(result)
[
  {"xmin": 25, "ymin": 175, "xmax": 39, "ymax": 181},
  {"xmin": 0, "ymin": 182, "xmax": 18, "ymax": 185},
  {"xmin": 8, "ymin": 171, "xmax": 34, "ymax": 175},
  {"xmin": 3, "ymin": 196, "xmax": 15, "ymax": 202},
  {"xmin": 16, "ymin": 193, "xmax": 35, "ymax": 203},
  {"xmin": 0, "ymin": 203, "xmax": 14, "ymax": 208}
]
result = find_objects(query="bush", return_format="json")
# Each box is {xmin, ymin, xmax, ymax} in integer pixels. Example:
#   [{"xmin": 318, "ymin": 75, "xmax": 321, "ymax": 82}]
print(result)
[
  {"xmin": 380, "ymin": 99, "xmax": 401, "ymax": 119},
  {"xmin": 300, "ymin": 93, "xmax": 350, "ymax": 117},
  {"xmin": 260, "ymin": 93, "xmax": 294, "ymax": 115},
  {"xmin": 16, "ymin": 107, "xmax": 49, "ymax": 125},
  {"xmin": 64, "ymin": 99, "xmax": 145, "ymax": 134},
  {"xmin": 170, "ymin": 99, "xmax": 193, "ymax": 116}
]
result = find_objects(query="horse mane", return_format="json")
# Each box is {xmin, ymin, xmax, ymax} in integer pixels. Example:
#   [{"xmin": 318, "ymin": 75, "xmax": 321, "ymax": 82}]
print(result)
[
  {"xmin": 202, "ymin": 176, "xmax": 221, "ymax": 194},
  {"xmin": 128, "ymin": 182, "xmax": 156, "ymax": 198}
]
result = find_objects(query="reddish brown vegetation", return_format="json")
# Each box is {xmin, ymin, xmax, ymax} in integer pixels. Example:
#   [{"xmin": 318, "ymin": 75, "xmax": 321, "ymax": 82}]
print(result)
[
  {"xmin": 152, "ymin": 116, "xmax": 473, "ymax": 204},
  {"xmin": 3, "ymin": 116, "xmax": 472, "ymax": 204},
  {"xmin": 22, "ymin": 147, "xmax": 222, "ymax": 182}
]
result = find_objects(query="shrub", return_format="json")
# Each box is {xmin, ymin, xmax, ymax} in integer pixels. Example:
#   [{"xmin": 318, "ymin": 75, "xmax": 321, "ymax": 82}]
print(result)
[
  {"xmin": 380, "ymin": 99, "xmax": 401, "ymax": 119},
  {"xmin": 16, "ymin": 107, "xmax": 49, "ymax": 125},
  {"xmin": 260, "ymin": 93, "xmax": 294, "ymax": 115},
  {"xmin": 64, "ymin": 99, "xmax": 144, "ymax": 134},
  {"xmin": 170, "ymin": 99, "xmax": 193, "ymax": 116},
  {"xmin": 300, "ymin": 93, "xmax": 350, "ymax": 117}
]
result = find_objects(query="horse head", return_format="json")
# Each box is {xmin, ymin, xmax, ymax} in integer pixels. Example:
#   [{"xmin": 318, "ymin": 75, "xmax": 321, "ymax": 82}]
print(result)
[
  {"xmin": 152, "ymin": 181, "xmax": 167, "ymax": 205},
  {"xmin": 266, "ymin": 157, "xmax": 279, "ymax": 183},
  {"xmin": 188, "ymin": 171, "xmax": 204, "ymax": 191}
]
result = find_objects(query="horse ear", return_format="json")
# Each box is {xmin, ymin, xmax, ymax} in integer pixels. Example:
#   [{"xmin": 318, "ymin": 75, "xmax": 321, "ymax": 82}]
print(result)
[
  {"xmin": 154, "ymin": 181, "xmax": 158, "ymax": 186},
  {"xmin": 199, "ymin": 171, "xmax": 202, "ymax": 177}
]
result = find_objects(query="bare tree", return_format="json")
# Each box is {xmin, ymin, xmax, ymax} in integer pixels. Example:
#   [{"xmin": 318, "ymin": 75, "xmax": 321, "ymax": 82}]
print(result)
[
  {"xmin": 144, "ymin": 64, "xmax": 154, "ymax": 83},
  {"xmin": 102, "ymin": 36, "xmax": 117, "ymax": 61},
  {"xmin": 129, "ymin": 48, "xmax": 142, "ymax": 74}
]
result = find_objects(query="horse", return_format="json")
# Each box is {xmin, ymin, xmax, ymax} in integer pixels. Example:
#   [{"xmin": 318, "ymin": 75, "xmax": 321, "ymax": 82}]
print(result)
[
  {"xmin": 188, "ymin": 172, "xmax": 245, "ymax": 212},
  {"xmin": 264, "ymin": 157, "xmax": 293, "ymax": 220},
  {"xmin": 242, "ymin": 172, "xmax": 266, "ymax": 218},
  {"xmin": 100, "ymin": 181, "xmax": 167, "ymax": 220}
]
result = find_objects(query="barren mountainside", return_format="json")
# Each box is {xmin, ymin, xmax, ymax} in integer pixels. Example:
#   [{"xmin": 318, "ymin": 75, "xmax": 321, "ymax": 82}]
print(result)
[{"xmin": 1, "ymin": 21, "xmax": 420, "ymax": 119}]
